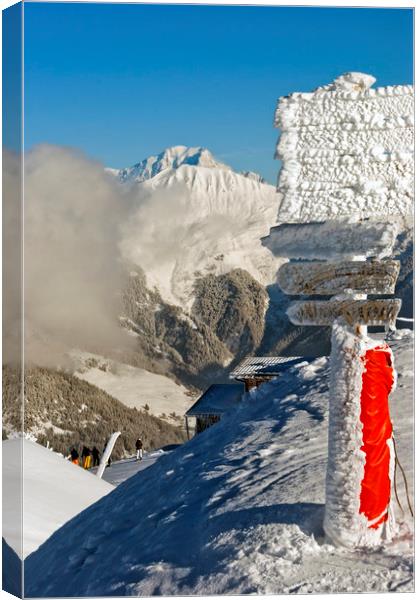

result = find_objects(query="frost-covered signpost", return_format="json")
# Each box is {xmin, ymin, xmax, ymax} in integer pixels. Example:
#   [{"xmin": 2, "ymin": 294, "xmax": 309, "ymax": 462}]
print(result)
[{"xmin": 263, "ymin": 72, "xmax": 413, "ymax": 548}]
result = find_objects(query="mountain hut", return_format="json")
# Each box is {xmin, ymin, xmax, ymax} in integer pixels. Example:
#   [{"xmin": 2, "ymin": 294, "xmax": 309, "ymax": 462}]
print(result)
[
  {"xmin": 230, "ymin": 356, "xmax": 305, "ymax": 391},
  {"xmin": 184, "ymin": 383, "xmax": 244, "ymax": 439}
]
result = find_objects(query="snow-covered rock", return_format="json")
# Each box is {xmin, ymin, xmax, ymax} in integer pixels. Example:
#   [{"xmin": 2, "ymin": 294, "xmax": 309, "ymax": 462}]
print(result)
[{"xmin": 24, "ymin": 331, "xmax": 413, "ymax": 596}]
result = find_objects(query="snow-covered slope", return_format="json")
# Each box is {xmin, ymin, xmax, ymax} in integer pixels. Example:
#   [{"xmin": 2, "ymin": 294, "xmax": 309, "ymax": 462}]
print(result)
[
  {"xmin": 141, "ymin": 162, "xmax": 274, "ymax": 219},
  {"xmin": 3, "ymin": 439, "xmax": 114, "ymax": 558},
  {"xmin": 2, "ymin": 538, "xmax": 21, "ymax": 597},
  {"xmin": 113, "ymin": 146, "xmax": 282, "ymax": 307},
  {"xmin": 92, "ymin": 449, "xmax": 169, "ymax": 486},
  {"xmin": 72, "ymin": 351, "xmax": 193, "ymax": 423},
  {"xmin": 25, "ymin": 330, "xmax": 413, "ymax": 596}
]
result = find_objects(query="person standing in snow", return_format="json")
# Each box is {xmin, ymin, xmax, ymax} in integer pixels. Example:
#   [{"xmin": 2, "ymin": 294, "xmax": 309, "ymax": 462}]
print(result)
[
  {"xmin": 135, "ymin": 438, "xmax": 143, "ymax": 461},
  {"xmin": 81, "ymin": 445, "xmax": 92, "ymax": 469},
  {"xmin": 91, "ymin": 446, "xmax": 100, "ymax": 467},
  {"xmin": 69, "ymin": 448, "xmax": 79, "ymax": 465},
  {"xmin": 103, "ymin": 443, "xmax": 112, "ymax": 467}
]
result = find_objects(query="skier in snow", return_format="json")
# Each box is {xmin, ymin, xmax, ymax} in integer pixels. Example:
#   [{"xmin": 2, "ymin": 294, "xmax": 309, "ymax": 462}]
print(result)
[
  {"xmin": 91, "ymin": 446, "xmax": 100, "ymax": 467},
  {"xmin": 81, "ymin": 446, "xmax": 92, "ymax": 469},
  {"xmin": 135, "ymin": 438, "xmax": 143, "ymax": 461},
  {"xmin": 69, "ymin": 448, "xmax": 79, "ymax": 465}
]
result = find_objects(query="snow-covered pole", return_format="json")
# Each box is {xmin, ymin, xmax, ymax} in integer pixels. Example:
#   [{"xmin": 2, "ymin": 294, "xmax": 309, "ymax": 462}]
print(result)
[
  {"xmin": 324, "ymin": 319, "xmax": 397, "ymax": 547},
  {"xmin": 263, "ymin": 72, "xmax": 413, "ymax": 549},
  {"xmin": 351, "ymin": 255, "xmax": 368, "ymax": 338},
  {"xmin": 273, "ymin": 224, "xmax": 401, "ymax": 547}
]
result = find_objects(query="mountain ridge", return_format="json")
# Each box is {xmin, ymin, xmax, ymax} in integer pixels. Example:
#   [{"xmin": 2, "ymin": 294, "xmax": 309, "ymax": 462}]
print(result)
[
  {"xmin": 107, "ymin": 145, "xmax": 268, "ymax": 186},
  {"xmin": 108, "ymin": 145, "xmax": 232, "ymax": 184}
]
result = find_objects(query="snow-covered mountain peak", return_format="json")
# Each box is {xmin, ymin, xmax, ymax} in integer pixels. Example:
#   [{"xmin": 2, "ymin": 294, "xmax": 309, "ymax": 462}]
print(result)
[
  {"xmin": 111, "ymin": 145, "xmax": 279, "ymax": 307},
  {"xmin": 111, "ymin": 145, "xmax": 232, "ymax": 184},
  {"xmin": 119, "ymin": 158, "xmax": 280, "ymax": 307},
  {"xmin": 142, "ymin": 162, "xmax": 274, "ymax": 208}
]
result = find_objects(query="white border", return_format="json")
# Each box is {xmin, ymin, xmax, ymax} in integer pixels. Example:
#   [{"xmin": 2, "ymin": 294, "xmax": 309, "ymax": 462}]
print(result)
[{"xmin": 0, "ymin": 2, "xmax": 416, "ymax": 600}]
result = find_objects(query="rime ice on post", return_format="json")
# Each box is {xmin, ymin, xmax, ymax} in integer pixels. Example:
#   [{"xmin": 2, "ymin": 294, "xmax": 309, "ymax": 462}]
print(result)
[{"xmin": 263, "ymin": 72, "xmax": 413, "ymax": 548}]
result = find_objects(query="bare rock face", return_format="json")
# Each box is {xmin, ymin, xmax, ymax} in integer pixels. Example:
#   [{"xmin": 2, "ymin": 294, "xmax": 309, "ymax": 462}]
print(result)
[{"xmin": 192, "ymin": 269, "xmax": 268, "ymax": 357}]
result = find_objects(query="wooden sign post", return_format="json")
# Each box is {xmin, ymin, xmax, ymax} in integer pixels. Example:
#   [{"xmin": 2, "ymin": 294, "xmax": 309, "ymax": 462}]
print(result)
[
  {"xmin": 274, "ymin": 239, "xmax": 401, "ymax": 547},
  {"xmin": 265, "ymin": 72, "xmax": 413, "ymax": 549}
]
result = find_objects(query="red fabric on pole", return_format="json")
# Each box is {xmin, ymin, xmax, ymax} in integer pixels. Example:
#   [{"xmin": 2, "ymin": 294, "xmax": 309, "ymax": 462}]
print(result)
[{"xmin": 359, "ymin": 346, "xmax": 394, "ymax": 528}]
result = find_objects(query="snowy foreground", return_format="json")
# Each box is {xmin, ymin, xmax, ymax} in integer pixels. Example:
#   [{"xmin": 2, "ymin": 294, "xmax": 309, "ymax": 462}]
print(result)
[
  {"xmin": 91, "ymin": 449, "xmax": 168, "ymax": 486},
  {"xmin": 24, "ymin": 330, "xmax": 413, "ymax": 596},
  {"xmin": 3, "ymin": 439, "xmax": 114, "ymax": 558}
]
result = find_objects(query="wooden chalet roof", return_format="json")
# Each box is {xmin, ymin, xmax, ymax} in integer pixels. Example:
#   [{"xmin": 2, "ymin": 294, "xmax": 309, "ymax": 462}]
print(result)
[
  {"xmin": 230, "ymin": 356, "xmax": 306, "ymax": 379},
  {"xmin": 185, "ymin": 384, "xmax": 244, "ymax": 417}
]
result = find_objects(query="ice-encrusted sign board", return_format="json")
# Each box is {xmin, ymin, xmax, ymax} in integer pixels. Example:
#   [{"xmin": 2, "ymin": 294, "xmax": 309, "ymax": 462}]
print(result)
[{"xmin": 274, "ymin": 72, "xmax": 413, "ymax": 222}]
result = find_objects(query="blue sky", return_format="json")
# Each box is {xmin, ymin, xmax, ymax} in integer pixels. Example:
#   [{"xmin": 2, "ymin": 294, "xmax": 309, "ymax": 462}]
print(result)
[
  {"xmin": 23, "ymin": 2, "xmax": 413, "ymax": 183},
  {"xmin": 3, "ymin": 2, "xmax": 22, "ymax": 151}
]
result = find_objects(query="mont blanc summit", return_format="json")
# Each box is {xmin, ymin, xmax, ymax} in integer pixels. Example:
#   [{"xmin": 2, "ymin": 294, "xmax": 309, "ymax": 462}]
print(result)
[
  {"xmin": 109, "ymin": 145, "xmax": 231, "ymax": 184},
  {"xmin": 113, "ymin": 146, "xmax": 281, "ymax": 308}
]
